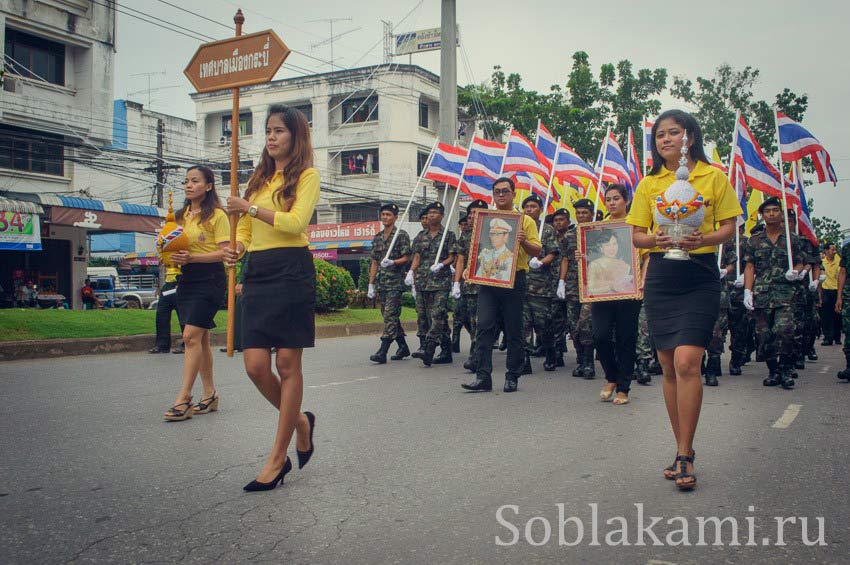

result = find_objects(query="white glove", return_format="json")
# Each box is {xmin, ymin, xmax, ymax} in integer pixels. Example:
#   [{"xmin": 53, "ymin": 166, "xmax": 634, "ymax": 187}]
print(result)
[
  {"xmin": 367, "ymin": 284, "xmax": 375, "ymax": 299},
  {"xmin": 404, "ymin": 270, "xmax": 414, "ymax": 286},
  {"xmin": 809, "ymin": 280, "xmax": 819, "ymax": 292},
  {"xmin": 784, "ymin": 269, "xmax": 799, "ymax": 282},
  {"xmin": 797, "ymin": 270, "xmax": 808, "ymax": 281},
  {"xmin": 719, "ymin": 268, "xmax": 728, "ymax": 280},
  {"xmin": 380, "ymin": 258, "xmax": 394, "ymax": 268},
  {"xmin": 411, "ymin": 284, "xmax": 416, "ymax": 298},
  {"xmin": 743, "ymin": 289, "xmax": 754, "ymax": 311},
  {"xmin": 450, "ymin": 265, "xmax": 456, "ymax": 275},
  {"xmin": 556, "ymin": 280, "xmax": 566, "ymax": 300},
  {"xmin": 819, "ymin": 274, "xmax": 827, "ymax": 282},
  {"xmin": 429, "ymin": 263, "xmax": 444, "ymax": 273},
  {"xmin": 529, "ymin": 257, "xmax": 543, "ymax": 270},
  {"xmin": 451, "ymin": 282, "xmax": 461, "ymax": 299},
  {"xmin": 734, "ymin": 274, "xmax": 745, "ymax": 288}
]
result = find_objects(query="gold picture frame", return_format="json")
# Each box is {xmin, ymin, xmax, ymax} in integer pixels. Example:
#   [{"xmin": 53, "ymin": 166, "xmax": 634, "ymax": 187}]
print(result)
[
  {"xmin": 466, "ymin": 208, "xmax": 523, "ymax": 289},
  {"xmin": 577, "ymin": 220, "xmax": 642, "ymax": 303}
]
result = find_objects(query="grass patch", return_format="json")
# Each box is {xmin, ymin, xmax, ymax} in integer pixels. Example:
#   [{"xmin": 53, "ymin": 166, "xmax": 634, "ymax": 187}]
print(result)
[{"xmin": 0, "ymin": 307, "xmax": 417, "ymax": 342}]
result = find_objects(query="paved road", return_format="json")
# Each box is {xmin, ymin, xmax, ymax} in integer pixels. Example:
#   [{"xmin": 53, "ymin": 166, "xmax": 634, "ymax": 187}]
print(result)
[{"xmin": 1, "ymin": 336, "xmax": 849, "ymax": 564}]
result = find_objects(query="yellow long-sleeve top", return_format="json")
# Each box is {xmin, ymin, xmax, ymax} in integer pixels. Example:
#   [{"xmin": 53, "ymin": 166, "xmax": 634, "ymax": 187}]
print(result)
[{"xmin": 236, "ymin": 168, "xmax": 320, "ymax": 251}]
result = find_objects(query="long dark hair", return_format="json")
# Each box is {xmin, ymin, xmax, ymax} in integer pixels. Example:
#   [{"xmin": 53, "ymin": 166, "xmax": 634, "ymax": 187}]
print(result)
[
  {"xmin": 176, "ymin": 165, "xmax": 222, "ymax": 228},
  {"xmin": 244, "ymin": 104, "xmax": 313, "ymax": 209},
  {"xmin": 649, "ymin": 110, "xmax": 710, "ymax": 175}
]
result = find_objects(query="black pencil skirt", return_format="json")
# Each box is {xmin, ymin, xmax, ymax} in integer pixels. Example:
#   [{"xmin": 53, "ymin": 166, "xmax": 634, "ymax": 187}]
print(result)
[
  {"xmin": 643, "ymin": 253, "xmax": 720, "ymax": 351},
  {"xmin": 176, "ymin": 263, "xmax": 225, "ymax": 330},
  {"xmin": 241, "ymin": 247, "xmax": 316, "ymax": 349}
]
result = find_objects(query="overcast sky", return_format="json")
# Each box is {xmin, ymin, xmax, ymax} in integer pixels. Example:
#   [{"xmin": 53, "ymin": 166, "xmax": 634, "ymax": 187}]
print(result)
[{"xmin": 115, "ymin": 0, "xmax": 850, "ymax": 228}]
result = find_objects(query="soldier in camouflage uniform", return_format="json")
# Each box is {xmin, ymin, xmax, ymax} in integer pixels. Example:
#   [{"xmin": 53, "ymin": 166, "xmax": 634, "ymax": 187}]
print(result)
[
  {"xmin": 835, "ymin": 241, "xmax": 850, "ymax": 381},
  {"xmin": 368, "ymin": 202, "xmax": 412, "ymax": 364},
  {"xmin": 451, "ymin": 213, "xmax": 470, "ymax": 354},
  {"xmin": 703, "ymin": 240, "xmax": 737, "ymax": 386},
  {"xmin": 743, "ymin": 198, "xmax": 809, "ymax": 390},
  {"xmin": 786, "ymin": 211, "xmax": 822, "ymax": 369},
  {"xmin": 727, "ymin": 225, "xmax": 750, "ymax": 375},
  {"xmin": 408, "ymin": 201, "xmax": 457, "ymax": 366},
  {"xmin": 634, "ymin": 255, "xmax": 653, "ymax": 385},
  {"xmin": 557, "ymin": 198, "xmax": 596, "ymax": 379},
  {"xmin": 550, "ymin": 208, "xmax": 571, "ymax": 368},
  {"xmin": 410, "ymin": 209, "xmax": 430, "ymax": 358},
  {"xmin": 522, "ymin": 194, "xmax": 560, "ymax": 373},
  {"xmin": 452, "ymin": 199, "xmax": 489, "ymax": 372}
]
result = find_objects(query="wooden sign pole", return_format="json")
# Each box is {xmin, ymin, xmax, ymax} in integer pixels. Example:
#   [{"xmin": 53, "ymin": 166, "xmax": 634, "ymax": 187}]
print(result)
[{"xmin": 226, "ymin": 9, "xmax": 244, "ymax": 358}]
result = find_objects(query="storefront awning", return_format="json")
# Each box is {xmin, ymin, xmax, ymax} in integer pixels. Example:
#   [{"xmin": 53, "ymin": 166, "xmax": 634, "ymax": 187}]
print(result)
[
  {"xmin": 14, "ymin": 194, "xmax": 168, "ymax": 232},
  {"xmin": 0, "ymin": 196, "xmax": 44, "ymax": 215},
  {"xmin": 309, "ymin": 241, "xmax": 371, "ymax": 250}
]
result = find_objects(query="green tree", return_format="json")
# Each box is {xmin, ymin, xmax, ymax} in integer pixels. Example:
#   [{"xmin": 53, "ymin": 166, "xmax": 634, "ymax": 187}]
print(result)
[
  {"xmin": 807, "ymin": 198, "xmax": 843, "ymax": 246},
  {"xmin": 599, "ymin": 59, "xmax": 667, "ymax": 156}
]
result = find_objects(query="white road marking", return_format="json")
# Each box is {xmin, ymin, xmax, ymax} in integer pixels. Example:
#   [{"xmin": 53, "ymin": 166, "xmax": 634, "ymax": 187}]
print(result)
[
  {"xmin": 772, "ymin": 404, "xmax": 802, "ymax": 429},
  {"xmin": 647, "ymin": 561, "xmax": 678, "ymax": 565},
  {"xmin": 308, "ymin": 376, "xmax": 384, "ymax": 389},
  {"xmin": 819, "ymin": 365, "xmax": 832, "ymax": 374}
]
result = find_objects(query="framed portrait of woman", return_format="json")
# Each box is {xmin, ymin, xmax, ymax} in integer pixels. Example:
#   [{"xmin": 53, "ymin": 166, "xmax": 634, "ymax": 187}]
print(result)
[
  {"xmin": 577, "ymin": 220, "xmax": 642, "ymax": 303},
  {"xmin": 466, "ymin": 209, "xmax": 523, "ymax": 289}
]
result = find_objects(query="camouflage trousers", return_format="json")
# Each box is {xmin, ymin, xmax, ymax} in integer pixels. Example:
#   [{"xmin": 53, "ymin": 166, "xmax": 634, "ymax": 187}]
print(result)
[
  {"xmin": 523, "ymin": 295, "xmax": 554, "ymax": 350},
  {"xmin": 453, "ymin": 293, "xmax": 479, "ymax": 355},
  {"xmin": 842, "ymin": 294, "xmax": 850, "ymax": 356},
  {"xmin": 755, "ymin": 305, "xmax": 795, "ymax": 361},
  {"xmin": 415, "ymin": 290, "xmax": 431, "ymax": 339},
  {"xmin": 792, "ymin": 295, "xmax": 806, "ymax": 359},
  {"xmin": 707, "ymin": 305, "xmax": 730, "ymax": 357},
  {"xmin": 552, "ymin": 298, "xmax": 568, "ymax": 352},
  {"xmin": 574, "ymin": 302, "xmax": 594, "ymax": 347},
  {"xmin": 636, "ymin": 302, "xmax": 652, "ymax": 362},
  {"xmin": 420, "ymin": 290, "xmax": 450, "ymax": 346},
  {"xmin": 378, "ymin": 290, "xmax": 405, "ymax": 340},
  {"xmin": 728, "ymin": 300, "xmax": 751, "ymax": 357},
  {"xmin": 803, "ymin": 291, "xmax": 820, "ymax": 355}
]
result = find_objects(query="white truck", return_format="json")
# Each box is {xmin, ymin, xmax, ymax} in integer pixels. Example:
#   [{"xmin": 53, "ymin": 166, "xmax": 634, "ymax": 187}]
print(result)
[{"xmin": 86, "ymin": 267, "xmax": 159, "ymax": 309}]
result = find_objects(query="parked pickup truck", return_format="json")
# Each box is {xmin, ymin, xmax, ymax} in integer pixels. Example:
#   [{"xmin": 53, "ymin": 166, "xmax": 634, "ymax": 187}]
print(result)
[{"xmin": 89, "ymin": 275, "xmax": 158, "ymax": 309}]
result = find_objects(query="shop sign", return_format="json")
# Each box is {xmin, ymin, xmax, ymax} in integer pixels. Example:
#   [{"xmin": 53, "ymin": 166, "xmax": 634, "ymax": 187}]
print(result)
[
  {"xmin": 311, "ymin": 249, "xmax": 338, "ymax": 261},
  {"xmin": 0, "ymin": 212, "xmax": 42, "ymax": 251},
  {"xmin": 308, "ymin": 221, "xmax": 381, "ymax": 243}
]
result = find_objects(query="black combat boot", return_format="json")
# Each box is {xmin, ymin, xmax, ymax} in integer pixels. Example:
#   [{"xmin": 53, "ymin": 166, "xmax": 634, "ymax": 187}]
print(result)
[
  {"xmin": 461, "ymin": 374, "xmax": 492, "ymax": 392},
  {"xmin": 635, "ymin": 359, "xmax": 652, "ymax": 385},
  {"xmin": 503, "ymin": 378, "xmax": 518, "ymax": 393},
  {"xmin": 704, "ymin": 355, "xmax": 720, "ymax": 387},
  {"xmin": 779, "ymin": 356, "xmax": 795, "ymax": 389},
  {"xmin": 807, "ymin": 346, "xmax": 818, "ymax": 361},
  {"xmin": 700, "ymin": 354, "xmax": 707, "ymax": 377},
  {"xmin": 411, "ymin": 337, "xmax": 426, "ymax": 359},
  {"xmin": 390, "ymin": 336, "xmax": 410, "ymax": 360},
  {"xmin": 521, "ymin": 351, "xmax": 533, "ymax": 375},
  {"xmin": 543, "ymin": 347, "xmax": 558, "ymax": 372},
  {"xmin": 498, "ymin": 335, "xmax": 507, "ymax": 351},
  {"xmin": 648, "ymin": 352, "xmax": 663, "ymax": 375},
  {"xmin": 451, "ymin": 328, "xmax": 461, "ymax": 353},
  {"xmin": 369, "ymin": 338, "xmax": 392, "ymax": 364},
  {"xmin": 763, "ymin": 358, "xmax": 780, "ymax": 387},
  {"xmin": 421, "ymin": 340, "xmax": 437, "ymax": 367},
  {"xmin": 581, "ymin": 347, "xmax": 596, "ymax": 379},
  {"xmin": 531, "ymin": 343, "xmax": 545, "ymax": 357},
  {"xmin": 572, "ymin": 346, "xmax": 584, "ymax": 377},
  {"xmin": 555, "ymin": 342, "xmax": 565, "ymax": 367},
  {"xmin": 433, "ymin": 341, "xmax": 453, "ymax": 364},
  {"xmin": 794, "ymin": 354, "xmax": 806, "ymax": 371},
  {"xmin": 729, "ymin": 351, "xmax": 743, "ymax": 376},
  {"xmin": 836, "ymin": 352, "xmax": 850, "ymax": 381}
]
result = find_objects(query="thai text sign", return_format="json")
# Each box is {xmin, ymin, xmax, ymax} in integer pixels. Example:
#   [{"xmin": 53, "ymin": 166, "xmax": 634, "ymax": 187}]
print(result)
[
  {"xmin": 309, "ymin": 221, "xmax": 381, "ymax": 243},
  {"xmin": 394, "ymin": 26, "xmax": 459, "ymax": 56},
  {"xmin": 0, "ymin": 211, "xmax": 41, "ymax": 250},
  {"xmin": 184, "ymin": 30, "xmax": 290, "ymax": 93},
  {"xmin": 311, "ymin": 249, "xmax": 338, "ymax": 261}
]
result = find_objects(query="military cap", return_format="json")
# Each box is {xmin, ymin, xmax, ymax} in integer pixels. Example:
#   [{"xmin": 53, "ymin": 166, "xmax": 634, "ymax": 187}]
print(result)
[
  {"xmin": 573, "ymin": 198, "xmax": 594, "ymax": 210},
  {"xmin": 489, "ymin": 218, "xmax": 513, "ymax": 234},
  {"xmin": 544, "ymin": 213, "xmax": 555, "ymax": 224},
  {"xmin": 758, "ymin": 197, "xmax": 782, "ymax": 214},
  {"xmin": 552, "ymin": 208, "xmax": 570, "ymax": 220},
  {"xmin": 522, "ymin": 194, "xmax": 544, "ymax": 208},
  {"xmin": 424, "ymin": 201, "xmax": 445, "ymax": 214},
  {"xmin": 458, "ymin": 212, "xmax": 468, "ymax": 224},
  {"xmin": 418, "ymin": 208, "xmax": 429, "ymax": 220},
  {"xmin": 467, "ymin": 199, "xmax": 489, "ymax": 212},
  {"xmin": 380, "ymin": 202, "xmax": 399, "ymax": 215}
]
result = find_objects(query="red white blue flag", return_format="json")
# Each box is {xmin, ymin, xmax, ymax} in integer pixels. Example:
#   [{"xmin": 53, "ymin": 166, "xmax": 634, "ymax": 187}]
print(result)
[
  {"xmin": 792, "ymin": 161, "xmax": 818, "ymax": 246},
  {"xmin": 733, "ymin": 115, "xmax": 800, "ymax": 206},
  {"xmin": 424, "ymin": 143, "xmax": 467, "ymax": 188},
  {"xmin": 643, "ymin": 119, "xmax": 655, "ymax": 171},
  {"xmin": 595, "ymin": 132, "xmax": 630, "ymax": 186},
  {"xmin": 503, "ymin": 130, "xmax": 552, "ymax": 181},
  {"xmin": 626, "ymin": 127, "xmax": 643, "ymax": 193},
  {"xmin": 459, "ymin": 137, "xmax": 506, "ymax": 204},
  {"xmin": 777, "ymin": 112, "xmax": 837, "ymax": 186},
  {"xmin": 552, "ymin": 142, "xmax": 596, "ymax": 187}
]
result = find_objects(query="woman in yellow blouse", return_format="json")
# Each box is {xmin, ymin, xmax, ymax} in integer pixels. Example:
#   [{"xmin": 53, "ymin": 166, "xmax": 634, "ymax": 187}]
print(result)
[
  {"xmin": 225, "ymin": 105, "xmax": 320, "ymax": 492},
  {"xmin": 627, "ymin": 110, "xmax": 742, "ymax": 490},
  {"xmin": 164, "ymin": 165, "xmax": 230, "ymax": 421}
]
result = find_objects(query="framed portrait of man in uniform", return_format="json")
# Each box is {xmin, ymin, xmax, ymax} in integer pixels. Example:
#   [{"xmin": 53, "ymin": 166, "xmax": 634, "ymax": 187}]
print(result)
[
  {"xmin": 577, "ymin": 220, "xmax": 642, "ymax": 303},
  {"xmin": 466, "ymin": 209, "xmax": 522, "ymax": 289}
]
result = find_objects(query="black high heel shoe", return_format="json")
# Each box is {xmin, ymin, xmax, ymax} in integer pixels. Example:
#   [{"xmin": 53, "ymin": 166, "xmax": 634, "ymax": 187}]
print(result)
[
  {"xmin": 243, "ymin": 457, "xmax": 292, "ymax": 492},
  {"xmin": 297, "ymin": 411, "xmax": 316, "ymax": 469}
]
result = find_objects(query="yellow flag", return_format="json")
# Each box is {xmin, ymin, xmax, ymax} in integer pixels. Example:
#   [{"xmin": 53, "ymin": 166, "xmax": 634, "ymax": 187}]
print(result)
[
  {"xmin": 745, "ymin": 189, "xmax": 763, "ymax": 236},
  {"xmin": 712, "ymin": 148, "xmax": 725, "ymax": 170}
]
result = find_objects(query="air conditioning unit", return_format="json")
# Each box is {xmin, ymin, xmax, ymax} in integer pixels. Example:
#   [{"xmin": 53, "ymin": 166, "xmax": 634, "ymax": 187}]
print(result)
[
  {"xmin": 218, "ymin": 136, "xmax": 228, "ymax": 146},
  {"xmin": 3, "ymin": 75, "xmax": 21, "ymax": 94}
]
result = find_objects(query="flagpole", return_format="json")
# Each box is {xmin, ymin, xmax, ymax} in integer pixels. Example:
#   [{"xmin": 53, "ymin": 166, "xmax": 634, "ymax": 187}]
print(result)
[
  {"xmin": 435, "ymin": 127, "xmax": 477, "ymax": 266},
  {"xmin": 794, "ymin": 160, "xmax": 812, "ymax": 285},
  {"xmin": 494, "ymin": 130, "xmax": 510, "ymax": 210},
  {"xmin": 720, "ymin": 110, "xmax": 741, "ymax": 270},
  {"xmin": 626, "ymin": 126, "xmax": 633, "ymax": 190},
  {"xmin": 773, "ymin": 107, "xmax": 794, "ymax": 271},
  {"xmin": 384, "ymin": 138, "xmax": 439, "ymax": 262},
  {"xmin": 592, "ymin": 126, "xmax": 610, "ymax": 218},
  {"xmin": 642, "ymin": 116, "xmax": 648, "ymax": 178},
  {"xmin": 538, "ymin": 136, "xmax": 561, "ymax": 239}
]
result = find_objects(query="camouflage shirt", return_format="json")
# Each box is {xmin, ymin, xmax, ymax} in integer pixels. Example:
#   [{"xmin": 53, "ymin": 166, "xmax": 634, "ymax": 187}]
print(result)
[
  {"xmin": 559, "ymin": 226, "xmax": 580, "ymax": 299},
  {"xmin": 527, "ymin": 222, "xmax": 559, "ymax": 298},
  {"xmin": 412, "ymin": 225, "xmax": 457, "ymax": 291},
  {"xmin": 728, "ymin": 236, "xmax": 748, "ymax": 301},
  {"xmin": 718, "ymin": 240, "xmax": 737, "ymax": 308},
  {"xmin": 840, "ymin": 243, "xmax": 850, "ymax": 298},
  {"xmin": 369, "ymin": 226, "xmax": 412, "ymax": 292},
  {"xmin": 744, "ymin": 231, "xmax": 807, "ymax": 309},
  {"xmin": 452, "ymin": 230, "xmax": 478, "ymax": 295}
]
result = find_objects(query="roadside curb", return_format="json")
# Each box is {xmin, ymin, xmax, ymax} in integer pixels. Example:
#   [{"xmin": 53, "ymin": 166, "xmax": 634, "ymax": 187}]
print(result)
[{"xmin": 0, "ymin": 320, "xmax": 418, "ymax": 361}]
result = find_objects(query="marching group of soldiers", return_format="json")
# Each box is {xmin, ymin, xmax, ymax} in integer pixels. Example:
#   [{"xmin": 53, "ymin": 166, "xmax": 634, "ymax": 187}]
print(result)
[{"xmin": 365, "ymin": 194, "xmax": 850, "ymax": 392}]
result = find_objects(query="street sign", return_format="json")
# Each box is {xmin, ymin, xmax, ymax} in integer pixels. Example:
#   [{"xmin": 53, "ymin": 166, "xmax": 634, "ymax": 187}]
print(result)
[
  {"xmin": 394, "ymin": 26, "xmax": 459, "ymax": 56},
  {"xmin": 184, "ymin": 29, "xmax": 290, "ymax": 93}
]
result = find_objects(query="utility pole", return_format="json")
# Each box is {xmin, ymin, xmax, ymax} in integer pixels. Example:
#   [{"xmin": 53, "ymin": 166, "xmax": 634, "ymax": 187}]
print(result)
[
  {"xmin": 439, "ymin": 0, "xmax": 458, "ymax": 207},
  {"xmin": 156, "ymin": 119, "xmax": 164, "ymax": 208}
]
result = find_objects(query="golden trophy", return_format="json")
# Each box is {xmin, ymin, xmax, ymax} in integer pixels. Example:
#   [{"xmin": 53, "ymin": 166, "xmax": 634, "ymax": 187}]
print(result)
[
  {"xmin": 156, "ymin": 191, "xmax": 189, "ymax": 274},
  {"xmin": 653, "ymin": 132, "xmax": 705, "ymax": 260}
]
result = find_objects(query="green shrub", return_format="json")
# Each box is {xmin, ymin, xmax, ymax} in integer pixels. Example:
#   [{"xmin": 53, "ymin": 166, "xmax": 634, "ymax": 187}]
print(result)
[
  {"xmin": 401, "ymin": 291, "xmax": 415, "ymax": 308},
  {"xmin": 357, "ymin": 257, "xmax": 371, "ymax": 291},
  {"xmin": 315, "ymin": 259, "xmax": 354, "ymax": 312}
]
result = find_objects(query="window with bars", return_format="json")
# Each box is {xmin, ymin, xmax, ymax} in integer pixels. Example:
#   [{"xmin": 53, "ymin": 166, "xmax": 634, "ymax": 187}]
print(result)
[
  {"xmin": 419, "ymin": 102, "xmax": 429, "ymax": 129},
  {"xmin": 4, "ymin": 28, "xmax": 66, "ymax": 85},
  {"xmin": 341, "ymin": 148, "xmax": 379, "ymax": 176},
  {"xmin": 342, "ymin": 97, "xmax": 379, "ymax": 123},
  {"xmin": 216, "ymin": 159, "xmax": 254, "ymax": 185},
  {"xmin": 417, "ymin": 152, "xmax": 431, "ymax": 176},
  {"xmin": 292, "ymin": 104, "xmax": 313, "ymax": 126},
  {"xmin": 221, "ymin": 113, "xmax": 252, "ymax": 137},
  {"xmin": 0, "ymin": 126, "xmax": 64, "ymax": 175},
  {"xmin": 340, "ymin": 203, "xmax": 378, "ymax": 223}
]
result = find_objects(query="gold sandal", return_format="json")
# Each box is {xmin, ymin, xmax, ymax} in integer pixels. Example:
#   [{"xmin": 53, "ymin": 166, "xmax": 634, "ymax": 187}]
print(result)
[
  {"xmin": 164, "ymin": 397, "xmax": 193, "ymax": 421},
  {"xmin": 599, "ymin": 385, "xmax": 615, "ymax": 401},
  {"xmin": 613, "ymin": 394, "xmax": 630, "ymax": 405}
]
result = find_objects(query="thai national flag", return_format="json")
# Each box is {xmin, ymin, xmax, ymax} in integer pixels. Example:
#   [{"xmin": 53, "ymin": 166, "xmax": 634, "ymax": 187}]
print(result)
[
  {"xmin": 552, "ymin": 142, "xmax": 597, "ymax": 187},
  {"xmin": 812, "ymin": 150, "xmax": 838, "ymax": 186},
  {"xmin": 644, "ymin": 119, "xmax": 655, "ymax": 171},
  {"xmin": 777, "ymin": 112, "xmax": 837, "ymax": 186},
  {"xmin": 733, "ymin": 115, "xmax": 800, "ymax": 207},
  {"xmin": 535, "ymin": 122, "xmax": 558, "ymax": 162},
  {"xmin": 626, "ymin": 127, "xmax": 643, "ymax": 193},
  {"xmin": 503, "ymin": 130, "xmax": 552, "ymax": 181},
  {"xmin": 514, "ymin": 172, "xmax": 559, "ymax": 203},
  {"xmin": 595, "ymin": 132, "xmax": 630, "ymax": 186},
  {"xmin": 424, "ymin": 143, "xmax": 467, "ymax": 188},
  {"xmin": 792, "ymin": 161, "xmax": 818, "ymax": 246},
  {"xmin": 459, "ymin": 137, "xmax": 506, "ymax": 203}
]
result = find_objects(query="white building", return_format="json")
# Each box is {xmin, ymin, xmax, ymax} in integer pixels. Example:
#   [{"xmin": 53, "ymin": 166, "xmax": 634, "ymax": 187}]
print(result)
[{"xmin": 191, "ymin": 64, "xmax": 469, "ymax": 276}]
